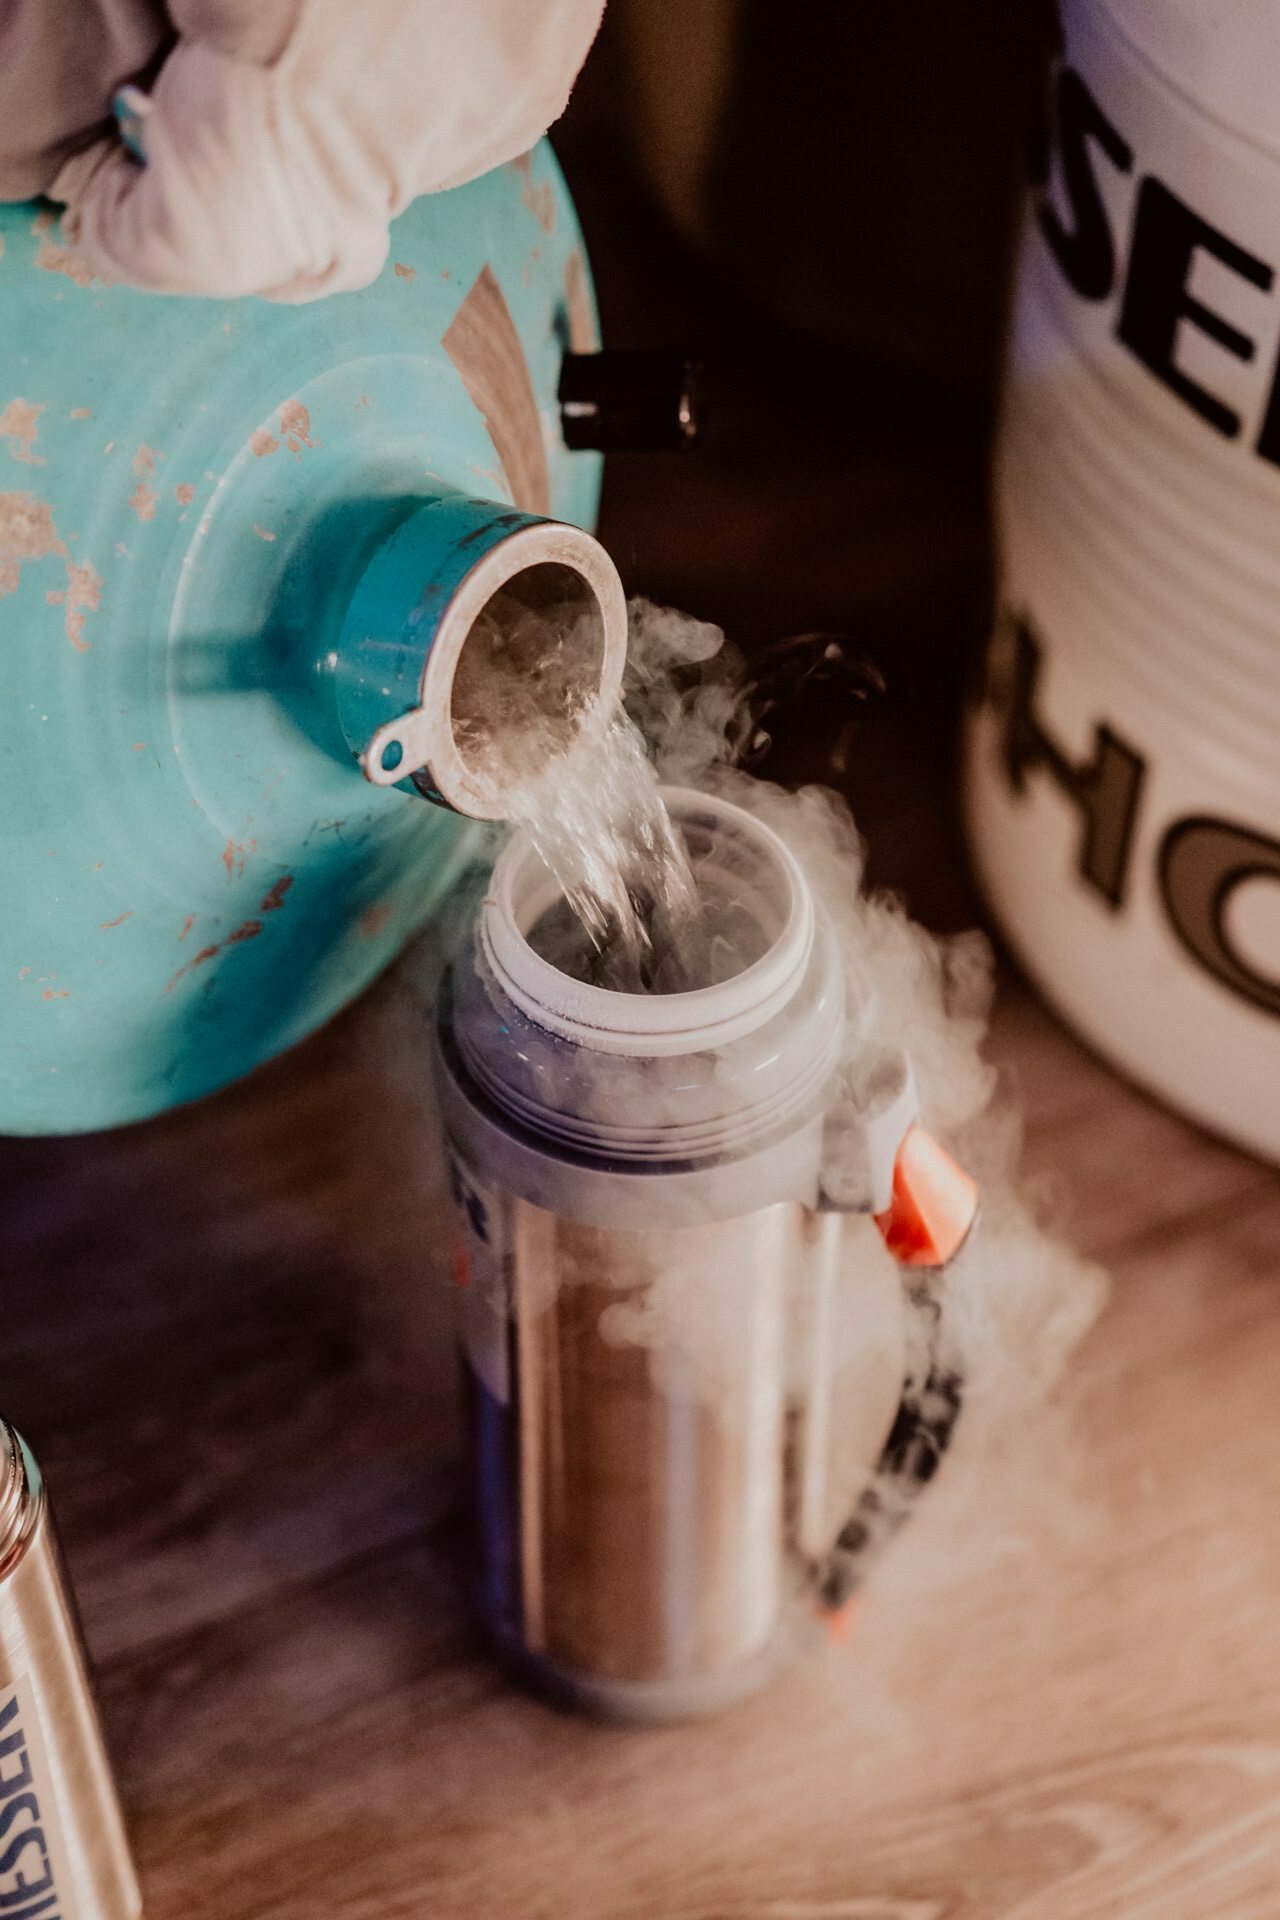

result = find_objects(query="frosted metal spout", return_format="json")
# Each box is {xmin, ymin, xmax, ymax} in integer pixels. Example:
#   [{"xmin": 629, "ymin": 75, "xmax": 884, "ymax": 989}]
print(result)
[{"xmin": 334, "ymin": 491, "xmax": 627, "ymax": 820}]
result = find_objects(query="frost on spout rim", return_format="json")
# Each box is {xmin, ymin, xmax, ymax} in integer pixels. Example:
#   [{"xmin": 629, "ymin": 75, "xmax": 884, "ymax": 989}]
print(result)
[{"xmin": 337, "ymin": 498, "xmax": 628, "ymax": 821}]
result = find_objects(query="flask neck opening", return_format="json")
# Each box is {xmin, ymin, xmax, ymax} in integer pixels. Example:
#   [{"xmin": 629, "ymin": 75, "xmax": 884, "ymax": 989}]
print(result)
[
  {"xmin": 480, "ymin": 788, "xmax": 819, "ymax": 1058},
  {"xmin": 333, "ymin": 493, "xmax": 627, "ymax": 820}
]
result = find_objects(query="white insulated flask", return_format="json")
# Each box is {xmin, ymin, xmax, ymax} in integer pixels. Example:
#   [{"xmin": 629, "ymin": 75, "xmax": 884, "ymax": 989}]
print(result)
[{"xmin": 437, "ymin": 789, "xmax": 978, "ymax": 1719}]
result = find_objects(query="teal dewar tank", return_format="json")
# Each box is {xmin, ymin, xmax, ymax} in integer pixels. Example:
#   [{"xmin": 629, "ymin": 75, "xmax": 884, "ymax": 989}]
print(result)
[{"xmin": 0, "ymin": 144, "xmax": 624, "ymax": 1134}]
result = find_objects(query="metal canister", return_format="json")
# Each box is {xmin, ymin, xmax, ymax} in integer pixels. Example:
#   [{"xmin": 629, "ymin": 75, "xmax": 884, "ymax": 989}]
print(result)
[
  {"xmin": 0, "ymin": 1422, "xmax": 139, "ymax": 1920},
  {"xmin": 438, "ymin": 787, "xmax": 976, "ymax": 1719}
]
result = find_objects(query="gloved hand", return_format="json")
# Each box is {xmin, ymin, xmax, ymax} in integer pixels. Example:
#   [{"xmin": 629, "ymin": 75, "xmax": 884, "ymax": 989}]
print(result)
[{"xmin": 31, "ymin": 0, "xmax": 604, "ymax": 302}]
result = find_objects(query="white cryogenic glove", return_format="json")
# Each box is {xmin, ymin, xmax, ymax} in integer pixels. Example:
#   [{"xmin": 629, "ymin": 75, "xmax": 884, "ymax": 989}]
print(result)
[{"xmin": 44, "ymin": 0, "xmax": 605, "ymax": 301}]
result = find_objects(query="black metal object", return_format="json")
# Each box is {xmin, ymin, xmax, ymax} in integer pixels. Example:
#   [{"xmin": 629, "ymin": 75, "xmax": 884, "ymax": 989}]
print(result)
[
  {"xmin": 731, "ymin": 632, "xmax": 886, "ymax": 782},
  {"xmin": 559, "ymin": 349, "xmax": 702, "ymax": 452}
]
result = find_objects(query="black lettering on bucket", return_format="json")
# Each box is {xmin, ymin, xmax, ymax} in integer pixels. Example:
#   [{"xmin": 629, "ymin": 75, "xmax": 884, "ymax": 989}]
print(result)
[
  {"xmin": 1037, "ymin": 63, "xmax": 1280, "ymax": 463},
  {"xmin": 993, "ymin": 611, "xmax": 1146, "ymax": 909},
  {"xmin": 1118, "ymin": 178, "xmax": 1272, "ymax": 439},
  {"xmin": 1036, "ymin": 65, "xmax": 1134, "ymax": 301},
  {"xmin": 1159, "ymin": 817, "xmax": 1280, "ymax": 1018}
]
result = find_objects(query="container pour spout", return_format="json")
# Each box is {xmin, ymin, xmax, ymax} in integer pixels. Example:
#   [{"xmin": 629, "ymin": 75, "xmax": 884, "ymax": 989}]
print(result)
[{"xmin": 333, "ymin": 491, "xmax": 627, "ymax": 820}]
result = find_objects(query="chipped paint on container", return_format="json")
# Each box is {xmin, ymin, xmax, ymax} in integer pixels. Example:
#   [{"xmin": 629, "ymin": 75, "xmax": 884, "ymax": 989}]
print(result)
[{"xmin": 967, "ymin": 0, "xmax": 1280, "ymax": 1160}]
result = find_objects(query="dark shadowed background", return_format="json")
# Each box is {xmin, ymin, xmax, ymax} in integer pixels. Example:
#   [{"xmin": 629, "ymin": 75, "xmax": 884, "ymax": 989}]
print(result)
[
  {"xmin": 560, "ymin": 2, "xmax": 1040, "ymax": 639},
  {"xmin": 554, "ymin": 0, "xmax": 1044, "ymax": 911}
]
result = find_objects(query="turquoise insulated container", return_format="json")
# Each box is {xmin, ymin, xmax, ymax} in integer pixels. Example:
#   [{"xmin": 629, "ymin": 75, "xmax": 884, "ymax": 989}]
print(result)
[{"xmin": 0, "ymin": 145, "xmax": 621, "ymax": 1133}]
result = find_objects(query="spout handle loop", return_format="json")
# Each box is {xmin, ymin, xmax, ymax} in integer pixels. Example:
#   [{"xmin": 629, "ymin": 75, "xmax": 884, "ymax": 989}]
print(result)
[{"xmin": 811, "ymin": 1288, "xmax": 964, "ymax": 1624}]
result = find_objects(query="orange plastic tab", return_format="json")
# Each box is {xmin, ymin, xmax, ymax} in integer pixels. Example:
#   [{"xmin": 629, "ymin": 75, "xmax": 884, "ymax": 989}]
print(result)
[
  {"xmin": 874, "ymin": 1124, "xmax": 978, "ymax": 1269},
  {"xmin": 824, "ymin": 1597, "xmax": 859, "ymax": 1644}
]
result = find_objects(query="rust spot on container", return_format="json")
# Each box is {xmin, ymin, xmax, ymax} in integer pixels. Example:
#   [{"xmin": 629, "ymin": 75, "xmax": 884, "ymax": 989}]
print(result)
[
  {"xmin": 260, "ymin": 875, "xmax": 293, "ymax": 913},
  {"xmin": 0, "ymin": 399, "xmax": 45, "ymax": 466},
  {"xmin": 32, "ymin": 210, "xmax": 100, "ymax": 287},
  {"xmin": 250, "ymin": 427, "xmax": 280, "ymax": 458},
  {"xmin": 1, "ymin": 473, "xmax": 49, "ymax": 559},
  {"xmin": 132, "ymin": 445, "xmax": 161, "ymax": 480},
  {"xmin": 18, "ymin": 968, "xmax": 30, "ymax": 980},
  {"xmin": 165, "ymin": 943, "xmax": 219, "ymax": 993},
  {"xmin": 359, "ymin": 902, "xmax": 392, "ymax": 938},
  {"xmin": 222, "ymin": 839, "xmax": 250, "ymax": 876},
  {"xmin": 175, "ymin": 482, "xmax": 195, "ymax": 505},
  {"xmin": 0, "ymin": 493, "xmax": 64, "ymax": 599},
  {"xmin": 564, "ymin": 250, "xmax": 597, "ymax": 353},
  {"xmin": 393, "ymin": 262, "xmax": 416, "ymax": 281},
  {"xmin": 279, "ymin": 400, "xmax": 315, "ymax": 456},
  {"xmin": 131, "ymin": 741, "xmax": 145, "ymax": 751},
  {"xmin": 70, "ymin": 407, "xmax": 91, "ymax": 420},
  {"xmin": 512, "ymin": 153, "xmax": 556, "ymax": 236},
  {"xmin": 44, "ymin": 558, "xmax": 102, "ymax": 651},
  {"xmin": 164, "ymin": 892, "xmax": 272, "ymax": 994},
  {"xmin": 100, "ymin": 911, "xmax": 132, "ymax": 930},
  {"xmin": 252, "ymin": 524, "xmax": 276, "ymax": 542},
  {"xmin": 42, "ymin": 988, "xmax": 69, "ymax": 1001},
  {"xmin": 128, "ymin": 481, "xmax": 157, "ymax": 521}
]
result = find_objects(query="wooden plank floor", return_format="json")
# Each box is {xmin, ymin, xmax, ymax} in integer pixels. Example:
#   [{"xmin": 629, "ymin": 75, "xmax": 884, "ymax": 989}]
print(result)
[{"xmin": 4, "ymin": 855, "xmax": 1278, "ymax": 1918}]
